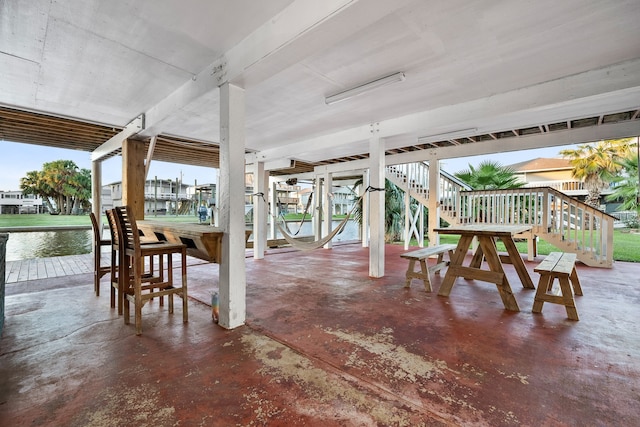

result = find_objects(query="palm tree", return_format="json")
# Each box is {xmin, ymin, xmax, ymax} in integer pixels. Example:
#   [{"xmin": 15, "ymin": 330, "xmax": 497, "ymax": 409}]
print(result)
[
  {"xmin": 605, "ymin": 152, "xmax": 639, "ymax": 214},
  {"xmin": 20, "ymin": 160, "xmax": 93, "ymax": 214},
  {"xmin": 560, "ymin": 139, "xmax": 633, "ymax": 209},
  {"xmin": 20, "ymin": 170, "xmax": 57, "ymax": 213},
  {"xmin": 350, "ymin": 178, "xmax": 410, "ymax": 243},
  {"xmin": 454, "ymin": 160, "xmax": 523, "ymax": 190}
]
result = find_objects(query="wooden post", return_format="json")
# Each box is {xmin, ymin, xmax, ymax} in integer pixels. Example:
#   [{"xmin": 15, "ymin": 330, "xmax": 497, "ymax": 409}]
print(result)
[
  {"xmin": 91, "ymin": 160, "xmax": 102, "ymax": 237},
  {"xmin": 122, "ymin": 138, "xmax": 145, "ymax": 220}
]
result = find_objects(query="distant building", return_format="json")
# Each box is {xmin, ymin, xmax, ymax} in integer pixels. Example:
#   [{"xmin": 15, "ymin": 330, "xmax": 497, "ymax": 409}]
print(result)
[
  {"xmin": 0, "ymin": 191, "xmax": 44, "ymax": 214},
  {"xmin": 508, "ymin": 157, "xmax": 614, "ymax": 209},
  {"xmin": 106, "ymin": 179, "xmax": 195, "ymax": 215}
]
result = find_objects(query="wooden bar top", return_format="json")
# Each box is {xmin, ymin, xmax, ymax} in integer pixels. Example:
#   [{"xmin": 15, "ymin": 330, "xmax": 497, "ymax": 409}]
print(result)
[{"xmin": 137, "ymin": 221, "xmax": 252, "ymax": 263}]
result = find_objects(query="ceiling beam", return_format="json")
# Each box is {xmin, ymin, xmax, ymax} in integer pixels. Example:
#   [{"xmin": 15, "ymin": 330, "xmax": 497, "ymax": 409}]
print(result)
[
  {"xmin": 308, "ymin": 120, "xmax": 640, "ymax": 175},
  {"xmin": 91, "ymin": 114, "xmax": 144, "ymax": 161}
]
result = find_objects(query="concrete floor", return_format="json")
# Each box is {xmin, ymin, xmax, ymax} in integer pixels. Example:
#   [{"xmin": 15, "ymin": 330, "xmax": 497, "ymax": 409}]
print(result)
[{"xmin": 1, "ymin": 243, "xmax": 639, "ymax": 426}]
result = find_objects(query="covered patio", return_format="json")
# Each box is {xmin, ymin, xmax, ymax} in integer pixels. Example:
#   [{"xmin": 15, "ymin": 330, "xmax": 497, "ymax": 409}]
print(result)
[
  {"xmin": 1, "ymin": 244, "xmax": 638, "ymax": 425},
  {"xmin": 2, "ymin": 1, "xmax": 640, "ymax": 425}
]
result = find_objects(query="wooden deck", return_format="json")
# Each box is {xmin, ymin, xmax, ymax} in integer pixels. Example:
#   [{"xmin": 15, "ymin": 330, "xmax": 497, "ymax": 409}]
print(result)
[{"xmin": 5, "ymin": 254, "xmax": 95, "ymax": 283}]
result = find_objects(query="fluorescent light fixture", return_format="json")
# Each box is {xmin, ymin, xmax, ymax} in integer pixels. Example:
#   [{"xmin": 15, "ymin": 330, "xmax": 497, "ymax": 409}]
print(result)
[
  {"xmin": 325, "ymin": 72, "xmax": 405, "ymax": 105},
  {"xmin": 417, "ymin": 128, "xmax": 478, "ymax": 142},
  {"xmin": 264, "ymin": 158, "xmax": 295, "ymax": 171}
]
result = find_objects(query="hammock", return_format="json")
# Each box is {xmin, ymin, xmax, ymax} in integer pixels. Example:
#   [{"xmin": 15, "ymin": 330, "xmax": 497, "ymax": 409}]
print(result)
[
  {"xmin": 255, "ymin": 185, "xmax": 381, "ymax": 252},
  {"xmin": 275, "ymin": 212, "xmax": 352, "ymax": 251}
]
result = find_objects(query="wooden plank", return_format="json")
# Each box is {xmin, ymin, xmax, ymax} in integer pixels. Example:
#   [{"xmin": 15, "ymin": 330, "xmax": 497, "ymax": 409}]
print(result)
[
  {"xmin": 400, "ymin": 244, "xmax": 456, "ymax": 260},
  {"xmin": 434, "ymin": 224, "xmax": 532, "ymax": 237},
  {"xmin": 36, "ymin": 258, "xmax": 47, "ymax": 280},
  {"xmin": 6, "ymin": 261, "xmax": 20, "ymax": 283},
  {"xmin": 534, "ymin": 252, "xmax": 562, "ymax": 272},
  {"xmin": 446, "ymin": 265, "xmax": 505, "ymax": 285},
  {"xmin": 17, "ymin": 259, "xmax": 31, "ymax": 282}
]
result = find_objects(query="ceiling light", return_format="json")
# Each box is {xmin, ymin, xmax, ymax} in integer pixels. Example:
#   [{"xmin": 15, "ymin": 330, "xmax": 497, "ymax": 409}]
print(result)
[
  {"xmin": 417, "ymin": 128, "xmax": 478, "ymax": 142},
  {"xmin": 325, "ymin": 72, "xmax": 405, "ymax": 105}
]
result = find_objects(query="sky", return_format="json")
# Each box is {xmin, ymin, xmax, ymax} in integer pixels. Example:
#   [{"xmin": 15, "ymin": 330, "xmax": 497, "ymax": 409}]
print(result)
[
  {"xmin": 0, "ymin": 140, "xmax": 218, "ymax": 191},
  {"xmin": 0, "ymin": 139, "xmax": 579, "ymax": 191}
]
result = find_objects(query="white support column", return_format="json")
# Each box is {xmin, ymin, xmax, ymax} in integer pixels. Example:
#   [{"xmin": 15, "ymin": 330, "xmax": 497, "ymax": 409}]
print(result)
[
  {"xmin": 91, "ymin": 160, "xmax": 102, "ymax": 237},
  {"xmin": 253, "ymin": 162, "xmax": 268, "ymax": 259},
  {"xmin": 369, "ymin": 125, "xmax": 385, "ymax": 278},
  {"xmin": 427, "ymin": 154, "xmax": 441, "ymax": 246},
  {"xmin": 270, "ymin": 181, "xmax": 277, "ymax": 239},
  {"xmin": 403, "ymin": 191, "xmax": 410, "ymax": 250},
  {"xmin": 419, "ymin": 204, "xmax": 424, "ymax": 247},
  {"xmin": 323, "ymin": 171, "xmax": 333, "ymax": 249},
  {"xmin": 361, "ymin": 170, "xmax": 369, "ymax": 248},
  {"xmin": 314, "ymin": 175, "xmax": 322, "ymax": 240},
  {"xmin": 218, "ymin": 82, "xmax": 246, "ymax": 329}
]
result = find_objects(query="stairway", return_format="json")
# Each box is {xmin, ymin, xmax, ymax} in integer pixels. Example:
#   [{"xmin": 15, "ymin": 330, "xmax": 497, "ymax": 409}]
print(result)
[{"xmin": 386, "ymin": 163, "xmax": 614, "ymax": 268}]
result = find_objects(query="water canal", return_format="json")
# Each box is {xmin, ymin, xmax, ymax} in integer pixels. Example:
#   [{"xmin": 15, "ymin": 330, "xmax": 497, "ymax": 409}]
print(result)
[{"xmin": 4, "ymin": 220, "xmax": 361, "ymax": 261}]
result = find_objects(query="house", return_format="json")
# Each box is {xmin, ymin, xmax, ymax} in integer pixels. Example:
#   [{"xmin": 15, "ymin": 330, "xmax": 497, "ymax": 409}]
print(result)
[
  {"xmin": 508, "ymin": 157, "xmax": 615, "ymax": 210},
  {"xmin": 0, "ymin": 191, "xmax": 44, "ymax": 214},
  {"xmin": 107, "ymin": 179, "xmax": 192, "ymax": 215}
]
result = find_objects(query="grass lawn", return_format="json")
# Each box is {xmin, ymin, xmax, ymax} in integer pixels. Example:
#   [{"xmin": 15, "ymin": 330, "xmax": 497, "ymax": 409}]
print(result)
[
  {"xmin": 0, "ymin": 213, "xmax": 204, "ymax": 228},
  {"xmin": 426, "ymin": 231, "xmax": 640, "ymax": 263}
]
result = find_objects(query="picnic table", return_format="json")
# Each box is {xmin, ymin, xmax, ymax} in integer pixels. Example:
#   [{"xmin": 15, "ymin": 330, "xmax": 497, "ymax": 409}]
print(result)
[{"xmin": 434, "ymin": 224, "xmax": 536, "ymax": 311}]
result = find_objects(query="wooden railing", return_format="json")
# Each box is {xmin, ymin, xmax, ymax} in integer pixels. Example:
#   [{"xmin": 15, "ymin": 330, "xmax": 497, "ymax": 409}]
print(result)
[
  {"xmin": 458, "ymin": 187, "xmax": 614, "ymax": 267},
  {"xmin": 386, "ymin": 162, "xmax": 471, "ymax": 225},
  {"xmin": 386, "ymin": 163, "xmax": 614, "ymax": 267}
]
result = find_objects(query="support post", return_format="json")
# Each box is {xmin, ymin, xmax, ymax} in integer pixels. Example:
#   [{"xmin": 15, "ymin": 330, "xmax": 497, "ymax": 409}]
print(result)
[
  {"xmin": 253, "ymin": 162, "xmax": 268, "ymax": 259},
  {"xmin": 270, "ymin": 181, "xmax": 277, "ymax": 239},
  {"xmin": 91, "ymin": 160, "xmax": 102, "ymax": 237},
  {"xmin": 361, "ymin": 170, "xmax": 369, "ymax": 248},
  {"xmin": 122, "ymin": 138, "xmax": 146, "ymax": 220},
  {"xmin": 403, "ymin": 191, "xmax": 410, "ymax": 250},
  {"xmin": 323, "ymin": 171, "xmax": 333, "ymax": 249},
  {"xmin": 369, "ymin": 125, "xmax": 385, "ymax": 278},
  {"xmin": 314, "ymin": 175, "xmax": 322, "ymax": 240},
  {"xmin": 218, "ymin": 83, "xmax": 246, "ymax": 329},
  {"xmin": 427, "ymin": 154, "xmax": 441, "ymax": 246}
]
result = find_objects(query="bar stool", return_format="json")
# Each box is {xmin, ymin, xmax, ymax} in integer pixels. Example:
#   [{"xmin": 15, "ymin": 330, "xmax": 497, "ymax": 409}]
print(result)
[
  {"xmin": 105, "ymin": 208, "xmax": 164, "ymax": 315},
  {"xmin": 114, "ymin": 206, "xmax": 188, "ymax": 335},
  {"xmin": 90, "ymin": 212, "xmax": 110, "ymax": 297}
]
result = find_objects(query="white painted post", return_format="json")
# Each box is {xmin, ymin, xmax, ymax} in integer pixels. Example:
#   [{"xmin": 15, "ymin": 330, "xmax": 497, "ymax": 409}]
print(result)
[
  {"xmin": 218, "ymin": 82, "xmax": 246, "ymax": 329},
  {"xmin": 369, "ymin": 125, "xmax": 385, "ymax": 278},
  {"xmin": 427, "ymin": 154, "xmax": 441, "ymax": 246},
  {"xmin": 323, "ymin": 171, "xmax": 333, "ymax": 249},
  {"xmin": 314, "ymin": 175, "xmax": 322, "ymax": 240},
  {"xmin": 270, "ymin": 181, "xmax": 277, "ymax": 240},
  {"xmin": 403, "ymin": 190, "xmax": 410, "ymax": 250},
  {"xmin": 253, "ymin": 162, "xmax": 268, "ymax": 259},
  {"xmin": 361, "ymin": 170, "xmax": 369, "ymax": 248}
]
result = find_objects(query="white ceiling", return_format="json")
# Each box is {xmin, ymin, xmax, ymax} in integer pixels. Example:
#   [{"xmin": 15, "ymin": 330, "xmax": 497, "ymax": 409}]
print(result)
[{"xmin": 2, "ymin": 0, "xmax": 640, "ymax": 167}]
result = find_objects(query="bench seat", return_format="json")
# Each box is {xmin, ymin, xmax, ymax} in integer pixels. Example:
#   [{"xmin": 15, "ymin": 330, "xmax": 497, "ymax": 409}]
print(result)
[
  {"xmin": 400, "ymin": 244, "xmax": 457, "ymax": 292},
  {"xmin": 532, "ymin": 252, "xmax": 583, "ymax": 320}
]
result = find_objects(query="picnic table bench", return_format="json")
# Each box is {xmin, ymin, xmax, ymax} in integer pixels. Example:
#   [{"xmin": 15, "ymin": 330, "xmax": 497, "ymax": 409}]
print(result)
[
  {"xmin": 532, "ymin": 252, "xmax": 583, "ymax": 320},
  {"xmin": 400, "ymin": 244, "xmax": 457, "ymax": 292}
]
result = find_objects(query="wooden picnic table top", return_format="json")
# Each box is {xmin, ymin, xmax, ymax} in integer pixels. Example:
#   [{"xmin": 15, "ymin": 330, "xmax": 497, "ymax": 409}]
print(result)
[{"xmin": 434, "ymin": 224, "xmax": 532, "ymax": 237}]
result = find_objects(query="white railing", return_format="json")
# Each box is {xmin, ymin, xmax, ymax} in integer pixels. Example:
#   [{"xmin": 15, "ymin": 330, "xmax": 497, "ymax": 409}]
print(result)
[
  {"xmin": 386, "ymin": 162, "xmax": 471, "ymax": 224},
  {"xmin": 386, "ymin": 162, "xmax": 614, "ymax": 267},
  {"xmin": 458, "ymin": 187, "xmax": 614, "ymax": 267}
]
